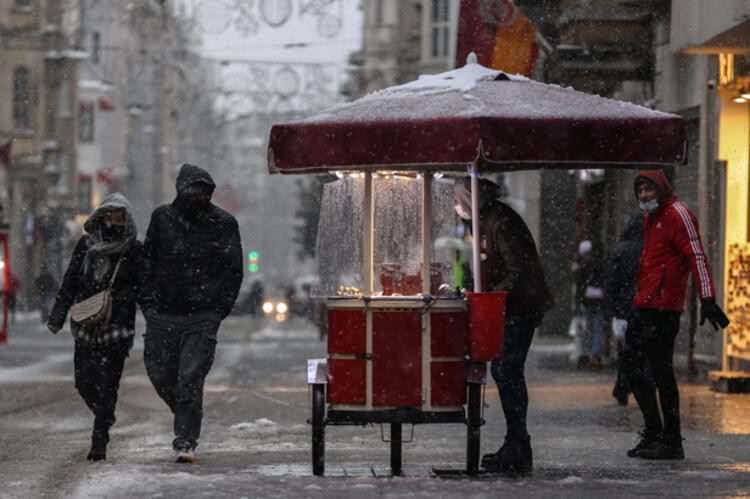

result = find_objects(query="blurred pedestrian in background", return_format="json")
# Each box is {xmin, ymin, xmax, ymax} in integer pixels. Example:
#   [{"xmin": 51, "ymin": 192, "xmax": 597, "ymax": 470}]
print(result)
[
  {"xmin": 603, "ymin": 212, "xmax": 645, "ymax": 406},
  {"xmin": 6, "ymin": 271, "xmax": 20, "ymax": 324},
  {"xmin": 35, "ymin": 264, "xmax": 58, "ymax": 323},
  {"xmin": 573, "ymin": 239, "xmax": 606, "ymax": 371}
]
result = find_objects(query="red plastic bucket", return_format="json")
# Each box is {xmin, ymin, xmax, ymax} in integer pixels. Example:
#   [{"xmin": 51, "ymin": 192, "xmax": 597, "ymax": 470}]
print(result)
[{"xmin": 467, "ymin": 291, "xmax": 506, "ymax": 361}]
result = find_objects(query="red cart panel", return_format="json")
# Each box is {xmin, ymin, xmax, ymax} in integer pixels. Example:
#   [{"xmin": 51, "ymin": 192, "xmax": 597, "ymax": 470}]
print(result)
[
  {"xmin": 431, "ymin": 361, "xmax": 467, "ymax": 406},
  {"xmin": 327, "ymin": 358, "xmax": 366, "ymax": 404},
  {"xmin": 431, "ymin": 310, "xmax": 469, "ymax": 357},
  {"xmin": 372, "ymin": 310, "xmax": 422, "ymax": 406},
  {"xmin": 328, "ymin": 309, "xmax": 366, "ymax": 354}
]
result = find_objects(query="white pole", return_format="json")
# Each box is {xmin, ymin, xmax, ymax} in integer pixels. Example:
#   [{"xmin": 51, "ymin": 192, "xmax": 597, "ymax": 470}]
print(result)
[
  {"xmin": 363, "ymin": 172, "xmax": 373, "ymax": 295},
  {"xmin": 422, "ymin": 174, "xmax": 432, "ymax": 295},
  {"xmin": 470, "ymin": 164, "xmax": 481, "ymax": 292}
]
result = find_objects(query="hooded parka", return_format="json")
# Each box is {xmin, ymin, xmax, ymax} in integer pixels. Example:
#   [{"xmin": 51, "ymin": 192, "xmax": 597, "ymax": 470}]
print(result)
[
  {"xmin": 633, "ymin": 170, "xmax": 715, "ymax": 312},
  {"xmin": 49, "ymin": 192, "xmax": 149, "ymax": 342},
  {"xmin": 143, "ymin": 164, "xmax": 243, "ymax": 319}
]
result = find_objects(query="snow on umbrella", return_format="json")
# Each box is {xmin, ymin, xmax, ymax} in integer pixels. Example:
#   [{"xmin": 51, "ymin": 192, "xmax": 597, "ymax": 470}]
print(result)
[{"xmin": 268, "ymin": 57, "xmax": 686, "ymax": 174}]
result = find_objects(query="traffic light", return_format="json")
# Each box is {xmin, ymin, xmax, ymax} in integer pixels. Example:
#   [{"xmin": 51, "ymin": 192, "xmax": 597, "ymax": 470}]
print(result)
[{"xmin": 248, "ymin": 251, "xmax": 259, "ymax": 273}]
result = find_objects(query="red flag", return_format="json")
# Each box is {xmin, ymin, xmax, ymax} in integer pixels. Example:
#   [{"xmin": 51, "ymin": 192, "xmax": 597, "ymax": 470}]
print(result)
[
  {"xmin": 0, "ymin": 140, "xmax": 11, "ymax": 169},
  {"xmin": 455, "ymin": 0, "xmax": 538, "ymax": 77}
]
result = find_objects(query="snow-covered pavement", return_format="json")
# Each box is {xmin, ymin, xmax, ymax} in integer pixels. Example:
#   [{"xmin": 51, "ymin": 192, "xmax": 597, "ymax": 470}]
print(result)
[{"xmin": 1, "ymin": 312, "xmax": 749, "ymax": 498}]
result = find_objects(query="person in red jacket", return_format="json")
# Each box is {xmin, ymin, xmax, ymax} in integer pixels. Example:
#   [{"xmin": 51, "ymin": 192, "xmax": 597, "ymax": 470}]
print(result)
[{"xmin": 623, "ymin": 170, "xmax": 729, "ymax": 460}]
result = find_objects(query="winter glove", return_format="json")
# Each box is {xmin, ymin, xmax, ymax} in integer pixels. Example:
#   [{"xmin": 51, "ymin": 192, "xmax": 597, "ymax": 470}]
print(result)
[
  {"xmin": 700, "ymin": 297, "xmax": 730, "ymax": 330},
  {"xmin": 47, "ymin": 323, "xmax": 60, "ymax": 334}
]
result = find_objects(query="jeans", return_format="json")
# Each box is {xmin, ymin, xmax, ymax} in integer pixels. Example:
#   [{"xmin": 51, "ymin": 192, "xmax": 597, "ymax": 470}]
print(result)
[
  {"xmin": 144, "ymin": 311, "xmax": 219, "ymax": 450},
  {"xmin": 583, "ymin": 302, "xmax": 604, "ymax": 358},
  {"xmin": 490, "ymin": 314, "xmax": 542, "ymax": 439},
  {"xmin": 74, "ymin": 337, "xmax": 132, "ymax": 430},
  {"xmin": 622, "ymin": 308, "xmax": 681, "ymax": 436}
]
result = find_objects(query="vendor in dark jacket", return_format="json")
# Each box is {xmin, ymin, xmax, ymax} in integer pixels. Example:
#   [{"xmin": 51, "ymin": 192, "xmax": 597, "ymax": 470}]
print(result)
[
  {"xmin": 48, "ymin": 192, "xmax": 149, "ymax": 462},
  {"xmin": 454, "ymin": 177, "xmax": 555, "ymax": 472},
  {"xmin": 143, "ymin": 163, "xmax": 243, "ymax": 463}
]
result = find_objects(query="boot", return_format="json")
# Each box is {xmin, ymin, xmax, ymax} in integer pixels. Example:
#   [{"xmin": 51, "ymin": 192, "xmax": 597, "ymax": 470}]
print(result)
[
  {"xmin": 612, "ymin": 382, "xmax": 629, "ymax": 406},
  {"xmin": 627, "ymin": 428, "xmax": 660, "ymax": 458},
  {"xmin": 87, "ymin": 429, "xmax": 109, "ymax": 461},
  {"xmin": 576, "ymin": 356, "xmax": 589, "ymax": 369},
  {"xmin": 481, "ymin": 435, "xmax": 532, "ymax": 472},
  {"xmin": 637, "ymin": 433, "xmax": 684, "ymax": 460},
  {"xmin": 588, "ymin": 356, "xmax": 602, "ymax": 372}
]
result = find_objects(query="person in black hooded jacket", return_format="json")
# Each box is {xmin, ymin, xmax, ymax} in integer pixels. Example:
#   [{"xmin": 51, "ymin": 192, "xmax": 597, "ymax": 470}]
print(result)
[
  {"xmin": 48, "ymin": 192, "xmax": 149, "ymax": 461},
  {"xmin": 143, "ymin": 163, "xmax": 243, "ymax": 463},
  {"xmin": 603, "ymin": 212, "xmax": 644, "ymax": 406}
]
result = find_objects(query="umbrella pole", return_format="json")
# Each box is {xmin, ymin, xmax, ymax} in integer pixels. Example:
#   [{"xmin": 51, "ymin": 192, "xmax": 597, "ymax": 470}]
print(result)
[
  {"xmin": 422, "ymin": 173, "xmax": 432, "ymax": 296},
  {"xmin": 363, "ymin": 172, "xmax": 374, "ymax": 295},
  {"xmin": 470, "ymin": 164, "xmax": 481, "ymax": 292}
]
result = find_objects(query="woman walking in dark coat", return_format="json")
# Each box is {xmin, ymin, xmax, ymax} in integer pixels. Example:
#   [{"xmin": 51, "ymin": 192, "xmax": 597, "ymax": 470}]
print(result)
[{"xmin": 48, "ymin": 193, "xmax": 150, "ymax": 461}]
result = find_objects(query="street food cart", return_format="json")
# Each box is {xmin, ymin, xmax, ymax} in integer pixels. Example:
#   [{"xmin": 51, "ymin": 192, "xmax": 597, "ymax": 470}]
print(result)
[{"xmin": 268, "ymin": 57, "xmax": 687, "ymax": 476}]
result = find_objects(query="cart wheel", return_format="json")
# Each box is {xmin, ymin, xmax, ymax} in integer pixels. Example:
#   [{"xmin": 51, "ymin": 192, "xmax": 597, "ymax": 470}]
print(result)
[
  {"xmin": 311, "ymin": 384, "xmax": 325, "ymax": 476},
  {"xmin": 391, "ymin": 422, "xmax": 402, "ymax": 476},
  {"xmin": 466, "ymin": 382, "xmax": 482, "ymax": 475}
]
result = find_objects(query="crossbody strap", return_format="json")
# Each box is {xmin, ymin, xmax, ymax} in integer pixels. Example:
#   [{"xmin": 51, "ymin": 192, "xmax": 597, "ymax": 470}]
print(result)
[{"xmin": 107, "ymin": 255, "xmax": 125, "ymax": 291}]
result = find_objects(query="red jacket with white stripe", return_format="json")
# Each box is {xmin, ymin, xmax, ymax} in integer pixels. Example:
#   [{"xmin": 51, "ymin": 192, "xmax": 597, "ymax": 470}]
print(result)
[{"xmin": 633, "ymin": 170, "xmax": 715, "ymax": 312}]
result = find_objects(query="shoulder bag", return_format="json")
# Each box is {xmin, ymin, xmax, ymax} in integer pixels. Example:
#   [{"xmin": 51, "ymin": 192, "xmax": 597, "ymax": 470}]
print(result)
[{"xmin": 70, "ymin": 255, "xmax": 124, "ymax": 327}]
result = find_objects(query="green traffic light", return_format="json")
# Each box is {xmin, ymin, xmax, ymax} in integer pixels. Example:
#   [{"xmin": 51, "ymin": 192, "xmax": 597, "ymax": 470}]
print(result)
[
  {"xmin": 249, "ymin": 251, "xmax": 259, "ymax": 260},
  {"xmin": 249, "ymin": 263, "xmax": 259, "ymax": 273}
]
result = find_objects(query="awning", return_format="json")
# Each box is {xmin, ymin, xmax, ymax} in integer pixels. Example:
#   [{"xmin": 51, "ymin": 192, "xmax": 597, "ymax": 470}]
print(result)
[{"xmin": 683, "ymin": 19, "xmax": 750, "ymax": 55}]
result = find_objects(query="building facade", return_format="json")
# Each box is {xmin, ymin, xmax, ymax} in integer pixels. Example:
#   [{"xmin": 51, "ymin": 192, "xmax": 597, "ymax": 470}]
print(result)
[{"xmin": 0, "ymin": 0, "xmax": 83, "ymax": 307}]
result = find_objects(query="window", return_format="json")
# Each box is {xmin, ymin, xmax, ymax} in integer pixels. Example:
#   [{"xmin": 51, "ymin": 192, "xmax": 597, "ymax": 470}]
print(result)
[
  {"xmin": 14, "ymin": 0, "xmax": 31, "ymax": 8},
  {"xmin": 57, "ymin": 154, "xmax": 69, "ymax": 194},
  {"xmin": 78, "ymin": 176, "xmax": 92, "ymax": 212},
  {"xmin": 91, "ymin": 32, "xmax": 101, "ymax": 65},
  {"xmin": 375, "ymin": 0, "xmax": 385, "ymax": 27},
  {"xmin": 58, "ymin": 80, "xmax": 70, "ymax": 117},
  {"xmin": 13, "ymin": 66, "xmax": 30, "ymax": 130},
  {"xmin": 429, "ymin": 0, "xmax": 451, "ymax": 58},
  {"xmin": 79, "ymin": 102, "xmax": 94, "ymax": 142}
]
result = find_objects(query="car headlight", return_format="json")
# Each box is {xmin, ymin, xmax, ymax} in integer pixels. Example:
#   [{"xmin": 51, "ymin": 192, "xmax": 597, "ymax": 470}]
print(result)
[
  {"xmin": 262, "ymin": 301, "xmax": 274, "ymax": 314},
  {"xmin": 276, "ymin": 302, "xmax": 288, "ymax": 314}
]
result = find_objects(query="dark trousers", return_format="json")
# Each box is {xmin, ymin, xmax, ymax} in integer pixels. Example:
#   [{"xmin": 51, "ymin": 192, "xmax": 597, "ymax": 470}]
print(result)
[
  {"xmin": 490, "ymin": 315, "xmax": 542, "ymax": 439},
  {"xmin": 144, "ymin": 311, "xmax": 219, "ymax": 449},
  {"xmin": 622, "ymin": 308, "xmax": 681, "ymax": 436},
  {"xmin": 74, "ymin": 337, "xmax": 132, "ymax": 431}
]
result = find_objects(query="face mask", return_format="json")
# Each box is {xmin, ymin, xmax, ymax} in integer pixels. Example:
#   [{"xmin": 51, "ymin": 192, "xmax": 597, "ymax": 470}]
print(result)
[
  {"xmin": 639, "ymin": 199, "xmax": 659, "ymax": 213},
  {"xmin": 454, "ymin": 204, "xmax": 471, "ymax": 220},
  {"xmin": 102, "ymin": 224, "xmax": 125, "ymax": 241}
]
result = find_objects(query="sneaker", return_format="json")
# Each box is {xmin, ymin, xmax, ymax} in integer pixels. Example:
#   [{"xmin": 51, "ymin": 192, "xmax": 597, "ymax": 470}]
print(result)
[
  {"xmin": 175, "ymin": 447, "xmax": 196, "ymax": 463},
  {"xmin": 638, "ymin": 434, "xmax": 684, "ymax": 460},
  {"xmin": 627, "ymin": 429, "xmax": 659, "ymax": 458}
]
